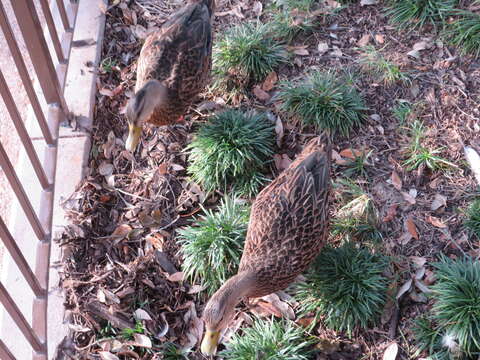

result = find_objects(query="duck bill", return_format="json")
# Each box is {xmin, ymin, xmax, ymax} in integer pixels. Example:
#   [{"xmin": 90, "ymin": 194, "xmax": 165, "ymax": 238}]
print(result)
[
  {"xmin": 200, "ymin": 329, "xmax": 220, "ymax": 356},
  {"xmin": 126, "ymin": 124, "xmax": 142, "ymax": 152}
]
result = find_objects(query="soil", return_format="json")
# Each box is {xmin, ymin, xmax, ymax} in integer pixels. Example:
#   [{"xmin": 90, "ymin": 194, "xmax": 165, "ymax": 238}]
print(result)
[{"xmin": 57, "ymin": 0, "xmax": 480, "ymax": 359}]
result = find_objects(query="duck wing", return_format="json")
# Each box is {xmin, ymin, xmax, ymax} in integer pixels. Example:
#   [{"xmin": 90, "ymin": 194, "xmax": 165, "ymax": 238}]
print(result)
[
  {"xmin": 136, "ymin": 0, "xmax": 213, "ymax": 99},
  {"xmin": 239, "ymin": 136, "xmax": 332, "ymax": 297}
]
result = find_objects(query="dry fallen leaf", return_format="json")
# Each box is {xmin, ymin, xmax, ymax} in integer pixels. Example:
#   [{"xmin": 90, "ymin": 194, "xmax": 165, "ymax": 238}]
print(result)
[
  {"xmin": 253, "ymin": 85, "xmax": 271, "ymax": 101},
  {"xmin": 391, "ymin": 171, "xmax": 402, "ymax": 191},
  {"xmin": 410, "ymin": 256, "xmax": 427, "ymax": 268},
  {"xmin": 339, "ymin": 148, "xmax": 363, "ymax": 159},
  {"xmin": 262, "ymin": 71, "xmax": 278, "ymax": 91},
  {"xmin": 357, "ymin": 34, "xmax": 370, "ymax": 47},
  {"xmin": 252, "ymin": 1, "xmax": 263, "ymax": 16},
  {"xmin": 331, "ymin": 149, "xmax": 348, "ymax": 165},
  {"xmin": 275, "ymin": 116, "xmax": 284, "ymax": 148},
  {"xmin": 414, "ymin": 278, "xmax": 431, "ymax": 293},
  {"xmin": 396, "ymin": 278, "xmax": 412, "ymax": 299},
  {"xmin": 383, "ymin": 342, "xmax": 398, "ymax": 360},
  {"xmin": 401, "ymin": 191, "xmax": 416, "ymax": 205},
  {"xmin": 293, "ymin": 48, "xmax": 309, "ymax": 56},
  {"xmin": 406, "ymin": 217, "xmax": 419, "ymax": 240},
  {"xmin": 383, "ymin": 204, "xmax": 398, "ymax": 222},
  {"xmin": 426, "ymin": 215, "xmax": 447, "ymax": 228},
  {"xmin": 361, "ymin": 0, "xmax": 378, "ymax": 5},
  {"xmin": 166, "ymin": 272, "xmax": 185, "ymax": 282},
  {"xmin": 134, "ymin": 308, "xmax": 153, "ymax": 321},
  {"xmin": 98, "ymin": 161, "xmax": 114, "ymax": 176},
  {"xmin": 375, "ymin": 34, "xmax": 385, "ymax": 44},
  {"xmin": 317, "ymin": 42, "xmax": 329, "ymax": 55},
  {"xmin": 133, "ymin": 334, "xmax": 152, "ymax": 348}
]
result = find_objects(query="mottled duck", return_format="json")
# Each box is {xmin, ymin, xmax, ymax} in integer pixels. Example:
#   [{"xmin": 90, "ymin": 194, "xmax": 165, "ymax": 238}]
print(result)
[
  {"xmin": 125, "ymin": 0, "xmax": 215, "ymax": 151},
  {"xmin": 200, "ymin": 135, "xmax": 332, "ymax": 355}
]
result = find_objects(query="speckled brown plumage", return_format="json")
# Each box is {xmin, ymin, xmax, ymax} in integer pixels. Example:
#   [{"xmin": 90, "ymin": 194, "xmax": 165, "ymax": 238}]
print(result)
[
  {"xmin": 135, "ymin": 0, "xmax": 214, "ymax": 126},
  {"xmin": 239, "ymin": 135, "xmax": 332, "ymax": 297}
]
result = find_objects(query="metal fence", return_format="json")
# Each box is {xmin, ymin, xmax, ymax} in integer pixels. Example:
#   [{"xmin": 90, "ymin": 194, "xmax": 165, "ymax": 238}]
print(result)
[{"xmin": 0, "ymin": 0, "xmax": 78, "ymax": 359}]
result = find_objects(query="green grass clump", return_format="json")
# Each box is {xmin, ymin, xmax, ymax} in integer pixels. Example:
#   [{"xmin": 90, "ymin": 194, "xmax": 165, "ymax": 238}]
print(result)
[
  {"xmin": 359, "ymin": 46, "xmax": 410, "ymax": 85},
  {"xmin": 277, "ymin": 71, "xmax": 366, "ymax": 135},
  {"xmin": 331, "ymin": 179, "xmax": 382, "ymax": 242},
  {"xmin": 220, "ymin": 318, "xmax": 314, "ymax": 360},
  {"xmin": 273, "ymin": 0, "xmax": 316, "ymax": 11},
  {"xmin": 385, "ymin": 0, "xmax": 457, "ymax": 29},
  {"xmin": 213, "ymin": 22, "xmax": 288, "ymax": 91},
  {"xmin": 294, "ymin": 243, "xmax": 389, "ymax": 336},
  {"xmin": 269, "ymin": 10, "xmax": 316, "ymax": 41},
  {"xmin": 187, "ymin": 110, "xmax": 275, "ymax": 196},
  {"xmin": 414, "ymin": 256, "xmax": 480, "ymax": 358},
  {"xmin": 161, "ymin": 343, "xmax": 191, "ymax": 359},
  {"xmin": 177, "ymin": 197, "xmax": 250, "ymax": 295},
  {"xmin": 444, "ymin": 10, "xmax": 480, "ymax": 58},
  {"xmin": 465, "ymin": 199, "xmax": 480, "ymax": 239},
  {"xmin": 403, "ymin": 121, "xmax": 454, "ymax": 171},
  {"xmin": 392, "ymin": 100, "xmax": 413, "ymax": 125}
]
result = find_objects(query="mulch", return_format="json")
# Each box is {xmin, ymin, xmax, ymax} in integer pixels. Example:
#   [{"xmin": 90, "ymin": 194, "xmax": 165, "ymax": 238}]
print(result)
[{"xmin": 56, "ymin": 0, "xmax": 480, "ymax": 359}]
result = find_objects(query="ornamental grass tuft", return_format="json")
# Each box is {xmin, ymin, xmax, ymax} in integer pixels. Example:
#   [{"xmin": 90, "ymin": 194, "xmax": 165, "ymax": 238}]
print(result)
[
  {"xmin": 177, "ymin": 197, "xmax": 250, "ymax": 296},
  {"xmin": 213, "ymin": 22, "xmax": 288, "ymax": 92},
  {"xmin": 294, "ymin": 243, "xmax": 389, "ymax": 336},
  {"xmin": 220, "ymin": 317, "xmax": 314, "ymax": 360},
  {"xmin": 187, "ymin": 109, "xmax": 275, "ymax": 196},
  {"xmin": 414, "ymin": 255, "xmax": 480, "ymax": 359},
  {"xmin": 277, "ymin": 70, "xmax": 366, "ymax": 136}
]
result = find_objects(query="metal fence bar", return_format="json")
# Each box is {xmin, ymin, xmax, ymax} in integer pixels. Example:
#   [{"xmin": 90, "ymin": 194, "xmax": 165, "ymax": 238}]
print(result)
[
  {"xmin": 0, "ymin": 142, "xmax": 46, "ymax": 240},
  {"xmin": 0, "ymin": 339, "xmax": 16, "ymax": 360},
  {"xmin": 10, "ymin": 0, "xmax": 68, "ymax": 111},
  {"xmin": 0, "ymin": 282, "xmax": 46, "ymax": 353},
  {"xmin": 0, "ymin": 216, "xmax": 45, "ymax": 297},
  {"xmin": 0, "ymin": 1, "xmax": 55, "ymax": 145},
  {"xmin": 0, "ymin": 70, "xmax": 51, "ymax": 189},
  {"xmin": 38, "ymin": 0, "xmax": 65, "ymax": 63},
  {"xmin": 56, "ymin": 0, "xmax": 71, "ymax": 31}
]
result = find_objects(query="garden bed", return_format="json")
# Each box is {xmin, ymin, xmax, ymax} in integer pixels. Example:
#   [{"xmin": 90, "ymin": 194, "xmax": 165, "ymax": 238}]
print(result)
[{"xmin": 58, "ymin": 0, "xmax": 480, "ymax": 358}]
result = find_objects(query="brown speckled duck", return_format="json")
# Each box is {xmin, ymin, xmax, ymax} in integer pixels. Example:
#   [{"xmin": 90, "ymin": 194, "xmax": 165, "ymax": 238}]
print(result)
[
  {"xmin": 200, "ymin": 135, "xmax": 332, "ymax": 355},
  {"xmin": 125, "ymin": 0, "xmax": 215, "ymax": 151}
]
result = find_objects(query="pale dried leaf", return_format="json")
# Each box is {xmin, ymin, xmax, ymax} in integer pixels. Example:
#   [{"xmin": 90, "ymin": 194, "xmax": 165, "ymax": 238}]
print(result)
[
  {"xmin": 317, "ymin": 42, "xmax": 329, "ymax": 55},
  {"xmin": 332, "ymin": 149, "xmax": 348, "ymax": 165},
  {"xmin": 415, "ymin": 266, "xmax": 426, "ymax": 280},
  {"xmin": 293, "ymin": 48, "xmax": 309, "ymax": 56},
  {"xmin": 104, "ymin": 131, "xmax": 116, "ymax": 159},
  {"xmin": 133, "ymin": 334, "xmax": 152, "ymax": 348},
  {"xmin": 401, "ymin": 191, "xmax": 416, "ymax": 205},
  {"xmin": 414, "ymin": 279, "xmax": 431, "ymax": 293},
  {"xmin": 396, "ymin": 279, "xmax": 412, "ymax": 299},
  {"xmin": 391, "ymin": 171, "xmax": 402, "ymax": 191},
  {"xmin": 431, "ymin": 194, "xmax": 447, "ymax": 211},
  {"xmin": 134, "ymin": 308, "xmax": 153, "ymax": 321},
  {"xmin": 170, "ymin": 163, "xmax": 185, "ymax": 171},
  {"xmin": 383, "ymin": 342, "xmax": 398, "ymax": 360},
  {"xmin": 357, "ymin": 34, "xmax": 370, "ymax": 47},
  {"xmin": 188, "ymin": 284, "xmax": 206, "ymax": 294},
  {"xmin": 275, "ymin": 116, "xmax": 284, "ymax": 148},
  {"xmin": 375, "ymin": 34, "xmax": 385, "ymax": 43},
  {"xmin": 100, "ymin": 88, "xmax": 115, "ymax": 97},
  {"xmin": 231, "ymin": 5, "xmax": 244, "ymax": 18},
  {"xmin": 167, "ymin": 271, "xmax": 185, "ymax": 282},
  {"xmin": 426, "ymin": 215, "xmax": 447, "ymax": 228},
  {"xmin": 98, "ymin": 162, "xmax": 114, "ymax": 176},
  {"xmin": 410, "ymin": 256, "xmax": 427, "ymax": 268},
  {"xmin": 361, "ymin": 0, "xmax": 378, "ymax": 5},
  {"xmin": 398, "ymin": 232, "xmax": 412, "ymax": 245},
  {"xmin": 68, "ymin": 323, "xmax": 91, "ymax": 333},
  {"xmin": 252, "ymin": 1, "xmax": 263, "ymax": 16}
]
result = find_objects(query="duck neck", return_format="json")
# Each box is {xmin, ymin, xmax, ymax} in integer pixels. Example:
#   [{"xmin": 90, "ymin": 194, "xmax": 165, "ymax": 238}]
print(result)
[{"xmin": 217, "ymin": 270, "xmax": 256, "ymax": 304}]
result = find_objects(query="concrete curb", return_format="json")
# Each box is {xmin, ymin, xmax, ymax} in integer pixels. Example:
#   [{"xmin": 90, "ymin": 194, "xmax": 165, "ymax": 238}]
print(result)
[
  {"xmin": 49, "ymin": 0, "xmax": 106, "ymax": 358},
  {"xmin": 0, "ymin": 0, "xmax": 106, "ymax": 358}
]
